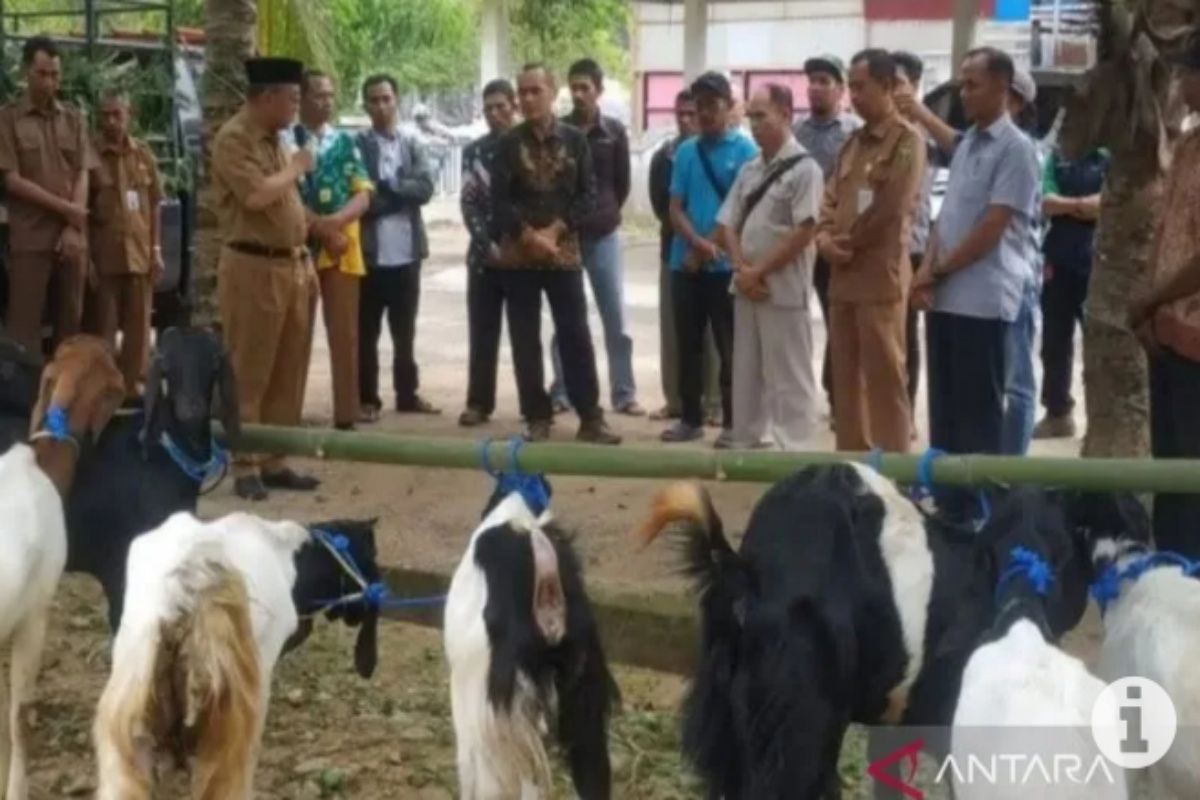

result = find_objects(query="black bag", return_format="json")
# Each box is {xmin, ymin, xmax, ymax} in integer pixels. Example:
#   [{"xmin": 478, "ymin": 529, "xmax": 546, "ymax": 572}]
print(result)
[
  {"xmin": 735, "ymin": 154, "xmax": 807, "ymax": 236},
  {"xmin": 696, "ymin": 143, "xmax": 732, "ymax": 200}
]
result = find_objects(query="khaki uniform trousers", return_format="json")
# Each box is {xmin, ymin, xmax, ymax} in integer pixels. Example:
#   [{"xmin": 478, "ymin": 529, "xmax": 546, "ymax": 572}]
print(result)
[
  {"xmin": 218, "ymin": 249, "xmax": 317, "ymax": 477},
  {"xmin": 731, "ymin": 295, "xmax": 820, "ymax": 450},
  {"xmin": 318, "ymin": 268, "xmax": 360, "ymax": 428},
  {"xmin": 89, "ymin": 273, "xmax": 152, "ymax": 398},
  {"xmin": 830, "ymin": 299, "xmax": 912, "ymax": 453},
  {"xmin": 5, "ymin": 250, "xmax": 86, "ymax": 356}
]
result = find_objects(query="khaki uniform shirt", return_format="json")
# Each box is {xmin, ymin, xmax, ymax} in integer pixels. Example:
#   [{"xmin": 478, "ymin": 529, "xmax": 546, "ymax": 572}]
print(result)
[
  {"xmin": 211, "ymin": 108, "xmax": 307, "ymax": 252},
  {"xmin": 0, "ymin": 94, "xmax": 97, "ymax": 254},
  {"xmin": 817, "ymin": 114, "xmax": 926, "ymax": 304},
  {"xmin": 717, "ymin": 136, "xmax": 824, "ymax": 308},
  {"xmin": 1152, "ymin": 128, "xmax": 1200, "ymax": 361},
  {"xmin": 89, "ymin": 135, "xmax": 161, "ymax": 275}
]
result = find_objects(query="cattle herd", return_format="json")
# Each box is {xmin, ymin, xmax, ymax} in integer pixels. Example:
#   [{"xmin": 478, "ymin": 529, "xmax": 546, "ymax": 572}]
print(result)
[{"xmin": 0, "ymin": 330, "xmax": 1197, "ymax": 800}]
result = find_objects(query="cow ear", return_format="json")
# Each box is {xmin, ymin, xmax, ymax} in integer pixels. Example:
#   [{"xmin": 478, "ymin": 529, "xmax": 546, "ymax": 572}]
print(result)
[
  {"xmin": 530, "ymin": 528, "xmax": 566, "ymax": 645},
  {"xmin": 354, "ymin": 613, "xmax": 378, "ymax": 678}
]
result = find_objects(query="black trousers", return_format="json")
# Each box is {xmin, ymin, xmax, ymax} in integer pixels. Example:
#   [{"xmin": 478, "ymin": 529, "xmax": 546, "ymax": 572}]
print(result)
[
  {"xmin": 359, "ymin": 263, "xmax": 421, "ymax": 410},
  {"xmin": 906, "ymin": 254, "xmax": 922, "ymax": 411},
  {"xmin": 465, "ymin": 266, "xmax": 506, "ymax": 415},
  {"xmin": 814, "ymin": 256, "xmax": 833, "ymax": 404},
  {"xmin": 926, "ymin": 311, "xmax": 1009, "ymax": 455},
  {"xmin": 672, "ymin": 270, "xmax": 734, "ymax": 429},
  {"xmin": 1040, "ymin": 265, "xmax": 1089, "ymax": 417},
  {"xmin": 494, "ymin": 269, "xmax": 600, "ymax": 423},
  {"xmin": 1150, "ymin": 348, "xmax": 1200, "ymax": 558}
]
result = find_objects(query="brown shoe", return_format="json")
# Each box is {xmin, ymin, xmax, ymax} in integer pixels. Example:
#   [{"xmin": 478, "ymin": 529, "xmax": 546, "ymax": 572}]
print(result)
[
  {"xmin": 1032, "ymin": 414, "xmax": 1077, "ymax": 440},
  {"xmin": 397, "ymin": 396, "xmax": 442, "ymax": 415},
  {"xmin": 577, "ymin": 416, "xmax": 622, "ymax": 445},
  {"xmin": 615, "ymin": 401, "xmax": 647, "ymax": 417},
  {"xmin": 458, "ymin": 407, "xmax": 490, "ymax": 427},
  {"xmin": 649, "ymin": 405, "xmax": 680, "ymax": 421},
  {"xmin": 524, "ymin": 419, "xmax": 552, "ymax": 442}
]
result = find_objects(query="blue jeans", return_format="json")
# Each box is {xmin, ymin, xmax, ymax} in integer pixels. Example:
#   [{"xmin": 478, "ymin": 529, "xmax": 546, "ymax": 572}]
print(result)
[
  {"xmin": 550, "ymin": 232, "xmax": 637, "ymax": 408},
  {"xmin": 1001, "ymin": 281, "xmax": 1040, "ymax": 455}
]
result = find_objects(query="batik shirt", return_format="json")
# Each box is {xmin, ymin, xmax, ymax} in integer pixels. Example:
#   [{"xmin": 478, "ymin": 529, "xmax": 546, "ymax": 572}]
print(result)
[{"xmin": 296, "ymin": 124, "xmax": 373, "ymax": 276}]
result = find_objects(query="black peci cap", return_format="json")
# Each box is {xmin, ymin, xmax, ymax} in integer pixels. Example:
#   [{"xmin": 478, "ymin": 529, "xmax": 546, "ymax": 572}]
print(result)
[
  {"xmin": 245, "ymin": 57, "xmax": 304, "ymax": 87},
  {"xmin": 690, "ymin": 71, "xmax": 733, "ymax": 102}
]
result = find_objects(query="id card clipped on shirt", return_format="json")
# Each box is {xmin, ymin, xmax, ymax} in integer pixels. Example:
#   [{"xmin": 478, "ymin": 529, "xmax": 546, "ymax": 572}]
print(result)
[
  {"xmin": 125, "ymin": 189, "xmax": 141, "ymax": 213},
  {"xmin": 856, "ymin": 189, "xmax": 874, "ymax": 215}
]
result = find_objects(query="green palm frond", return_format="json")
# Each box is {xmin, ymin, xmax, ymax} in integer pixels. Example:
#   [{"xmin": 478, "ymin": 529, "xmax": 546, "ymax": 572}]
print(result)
[{"xmin": 257, "ymin": 0, "xmax": 335, "ymax": 72}]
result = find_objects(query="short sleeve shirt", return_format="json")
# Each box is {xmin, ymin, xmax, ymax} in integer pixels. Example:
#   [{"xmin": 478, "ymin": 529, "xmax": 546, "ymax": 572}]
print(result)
[
  {"xmin": 89, "ymin": 135, "xmax": 162, "ymax": 275},
  {"xmin": 211, "ymin": 108, "xmax": 307, "ymax": 251},
  {"xmin": 668, "ymin": 130, "xmax": 758, "ymax": 273},
  {"xmin": 933, "ymin": 116, "xmax": 1039, "ymax": 322},
  {"xmin": 793, "ymin": 113, "xmax": 861, "ymax": 179},
  {"xmin": 0, "ymin": 95, "xmax": 98, "ymax": 254},
  {"xmin": 717, "ymin": 137, "xmax": 823, "ymax": 307}
]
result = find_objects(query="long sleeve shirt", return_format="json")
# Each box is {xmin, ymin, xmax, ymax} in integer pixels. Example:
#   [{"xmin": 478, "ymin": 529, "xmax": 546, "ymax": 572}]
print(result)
[
  {"xmin": 460, "ymin": 131, "xmax": 502, "ymax": 270},
  {"xmin": 489, "ymin": 120, "xmax": 596, "ymax": 270},
  {"xmin": 563, "ymin": 111, "xmax": 630, "ymax": 240}
]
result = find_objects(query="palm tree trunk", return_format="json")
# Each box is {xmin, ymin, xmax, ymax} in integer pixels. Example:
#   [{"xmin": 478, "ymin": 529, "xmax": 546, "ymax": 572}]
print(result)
[
  {"xmin": 193, "ymin": 0, "xmax": 258, "ymax": 328},
  {"xmin": 1081, "ymin": 150, "xmax": 1160, "ymax": 457}
]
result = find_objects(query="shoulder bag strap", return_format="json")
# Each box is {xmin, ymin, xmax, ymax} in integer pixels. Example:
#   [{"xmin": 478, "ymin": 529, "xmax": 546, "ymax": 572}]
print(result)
[
  {"xmin": 735, "ymin": 154, "xmax": 807, "ymax": 236},
  {"xmin": 696, "ymin": 142, "xmax": 732, "ymax": 200}
]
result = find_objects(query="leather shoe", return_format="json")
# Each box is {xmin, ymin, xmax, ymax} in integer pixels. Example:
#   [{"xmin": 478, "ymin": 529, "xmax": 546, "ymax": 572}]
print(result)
[
  {"xmin": 234, "ymin": 475, "xmax": 268, "ymax": 502},
  {"xmin": 261, "ymin": 468, "xmax": 321, "ymax": 491}
]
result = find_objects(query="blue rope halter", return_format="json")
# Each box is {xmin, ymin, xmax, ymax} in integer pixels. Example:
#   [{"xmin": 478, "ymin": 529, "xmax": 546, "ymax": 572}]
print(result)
[
  {"xmin": 304, "ymin": 528, "xmax": 447, "ymax": 615},
  {"xmin": 1090, "ymin": 550, "xmax": 1200, "ymax": 616},
  {"xmin": 994, "ymin": 546, "xmax": 1055, "ymax": 605},
  {"xmin": 29, "ymin": 406, "xmax": 80, "ymax": 452},
  {"xmin": 479, "ymin": 436, "xmax": 551, "ymax": 517},
  {"xmin": 158, "ymin": 430, "xmax": 230, "ymax": 491},
  {"xmin": 910, "ymin": 447, "xmax": 991, "ymax": 532}
]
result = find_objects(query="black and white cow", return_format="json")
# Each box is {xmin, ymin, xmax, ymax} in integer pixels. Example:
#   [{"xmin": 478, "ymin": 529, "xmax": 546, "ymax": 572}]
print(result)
[
  {"xmin": 638, "ymin": 463, "xmax": 1094, "ymax": 800},
  {"xmin": 444, "ymin": 483, "xmax": 619, "ymax": 799}
]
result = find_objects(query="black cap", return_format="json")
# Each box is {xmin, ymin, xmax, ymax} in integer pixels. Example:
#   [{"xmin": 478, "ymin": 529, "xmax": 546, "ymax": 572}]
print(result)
[
  {"xmin": 804, "ymin": 54, "xmax": 846, "ymax": 83},
  {"xmin": 690, "ymin": 71, "xmax": 733, "ymax": 102},
  {"xmin": 245, "ymin": 57, "xmax": 304, "ymax": 87}
]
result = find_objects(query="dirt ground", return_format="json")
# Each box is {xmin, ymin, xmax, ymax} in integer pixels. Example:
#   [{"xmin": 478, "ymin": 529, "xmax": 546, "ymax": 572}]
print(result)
[{"xmin": 18, "ymin": 217, "xmax": 1106, "ymax": 797}]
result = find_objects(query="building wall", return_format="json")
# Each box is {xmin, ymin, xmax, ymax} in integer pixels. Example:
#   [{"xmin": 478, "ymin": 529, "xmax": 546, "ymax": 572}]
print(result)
[{"xmin": 633, "ymin": 0, "xmax": 1031, "ymax": 131}]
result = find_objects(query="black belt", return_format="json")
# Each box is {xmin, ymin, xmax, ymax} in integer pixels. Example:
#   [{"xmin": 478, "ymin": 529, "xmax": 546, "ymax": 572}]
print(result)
[{"xmin": 226, "ymin": 241, "xmax": 303, "ymax": 259}]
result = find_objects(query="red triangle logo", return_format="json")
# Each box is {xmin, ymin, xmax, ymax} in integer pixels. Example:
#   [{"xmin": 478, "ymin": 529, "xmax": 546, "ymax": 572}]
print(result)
[{"xmin": 866, "ymin": 738, "xmax": 925, "ymax": 800}]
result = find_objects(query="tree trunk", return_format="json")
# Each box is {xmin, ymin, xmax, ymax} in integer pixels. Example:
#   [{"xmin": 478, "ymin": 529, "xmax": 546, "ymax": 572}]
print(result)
[
  {"xmin": 193, "ymin": 0, "xmax": 258, "ymax": 328},
  {"xmin": 1081, "ymin": 149, "xmax": 1161, "ymax": 458}
]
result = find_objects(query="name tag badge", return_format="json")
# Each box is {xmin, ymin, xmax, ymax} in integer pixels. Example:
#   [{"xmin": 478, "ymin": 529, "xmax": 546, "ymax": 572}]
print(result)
[
  {"xmin": 856, "ymin": 189, "xmax": 874, "ymax": 215},
  {"xmin": 125, "ymin": 189, "xmax": 140, "ymax": 212}
]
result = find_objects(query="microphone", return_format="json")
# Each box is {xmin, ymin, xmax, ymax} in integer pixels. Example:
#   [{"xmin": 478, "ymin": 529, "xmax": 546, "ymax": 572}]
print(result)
[{"xmin": 294, "ymin": 124, "xmax": 309, "ymax": 149}]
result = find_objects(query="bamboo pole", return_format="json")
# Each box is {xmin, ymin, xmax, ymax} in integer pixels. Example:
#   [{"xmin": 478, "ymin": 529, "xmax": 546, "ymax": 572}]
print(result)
[{"xmin": 231, "ymin": 425, "xmax": 1200, "ymax": 493}]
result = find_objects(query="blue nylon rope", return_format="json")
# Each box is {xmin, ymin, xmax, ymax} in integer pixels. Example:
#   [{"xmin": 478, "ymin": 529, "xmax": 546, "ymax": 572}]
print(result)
[
  {"xmin": 994, "ymin": 546, "xmax": 1055, "ymax": 605},
  {"xmin": 1091, "ymin": 550, "xmax": 1200, "ymax": 615}
]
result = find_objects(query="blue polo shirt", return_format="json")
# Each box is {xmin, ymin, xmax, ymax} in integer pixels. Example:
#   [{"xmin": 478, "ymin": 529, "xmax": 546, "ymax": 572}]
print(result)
[
  {"xmin": 933, "ymin": 115, "xmax": 1039, "ymax": 321},
  {"xmin": 668, "ymin": 130, "xmax": 758, "ymax": 272}
]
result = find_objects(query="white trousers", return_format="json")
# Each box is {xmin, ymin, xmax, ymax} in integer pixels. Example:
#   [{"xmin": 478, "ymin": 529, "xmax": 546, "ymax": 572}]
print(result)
[{"xmin": 731, "ymin": 295, "xmax": 820, "ymax": 450}]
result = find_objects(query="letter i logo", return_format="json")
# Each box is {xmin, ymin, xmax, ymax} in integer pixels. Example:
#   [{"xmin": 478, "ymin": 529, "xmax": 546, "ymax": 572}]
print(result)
[{"xmin": 1092, "ymin": 677, "xmax": 1177, "ymax": 770}]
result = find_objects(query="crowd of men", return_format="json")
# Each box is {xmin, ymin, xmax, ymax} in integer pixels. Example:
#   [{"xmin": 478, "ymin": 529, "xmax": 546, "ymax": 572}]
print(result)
[{"xmin": 8, "ymin": 32, "xmax": 1200, "ymax": 547}]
